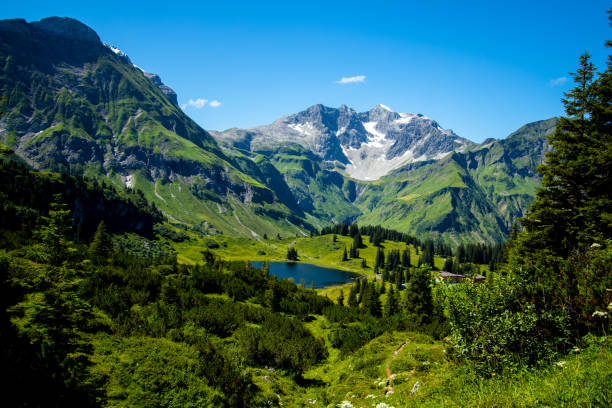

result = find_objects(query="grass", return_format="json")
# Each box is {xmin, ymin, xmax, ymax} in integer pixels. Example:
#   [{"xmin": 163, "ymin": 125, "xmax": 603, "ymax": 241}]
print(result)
[
  {"xmin": 258, "ymin": 322, "xmax": 611, "ymax": 408},
  {"xmin": 175, "ymin": 234, "xmax": 444, "ymax": 282}
]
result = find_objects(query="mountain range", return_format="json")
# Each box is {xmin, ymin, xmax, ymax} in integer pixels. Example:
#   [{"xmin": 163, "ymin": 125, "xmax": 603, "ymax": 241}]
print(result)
[{"xmin": 0, "ymin": 17, "xmax": 557, "ymax": 244}]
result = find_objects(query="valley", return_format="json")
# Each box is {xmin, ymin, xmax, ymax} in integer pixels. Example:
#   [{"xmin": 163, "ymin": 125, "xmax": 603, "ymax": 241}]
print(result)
[
  {"xmin": 0, "ymin": 11, "xmax": 610, "ymax": 408},
  {"xmin": 0, "ymin": 17, "xmax": 557, "ymax": 245}
]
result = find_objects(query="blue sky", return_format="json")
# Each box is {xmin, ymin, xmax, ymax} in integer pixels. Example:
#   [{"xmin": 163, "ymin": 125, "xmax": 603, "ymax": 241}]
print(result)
[{"xmin": 3, "ymin": 1, "xmax": 611, "ymax": 142}]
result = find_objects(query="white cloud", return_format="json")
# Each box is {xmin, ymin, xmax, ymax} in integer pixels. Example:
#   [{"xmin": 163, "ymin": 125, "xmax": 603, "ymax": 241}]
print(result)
[
  {"xmin": 209, "ymin": 100, "xmax": 222, "ymax": 107},
  {"xmin": 181, "ymin": 98, "xmax": 208, "ymax": 109},
  {"xmin": 549, "ymin": 76, "xmax": 567, "ymax": 86},
  {"xmin": 337, "ymin": 75, "xmax": 366, "ymax": 84}
]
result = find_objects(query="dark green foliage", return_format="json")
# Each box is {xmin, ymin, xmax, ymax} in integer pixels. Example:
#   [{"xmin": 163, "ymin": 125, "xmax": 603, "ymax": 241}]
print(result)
[
  {"xmin": 337, "ymin": 289, "xmax": 345, "ymax": 306},
  {"xmin": 236, "ymin": 313, "xmax": 328, "ymax": 374},
  {"xmin": 384, "ymin": 285, "xmax": 400, "ymax": 317},
  {"xmin": 89, "ymin": 221, "xmax": 112, "ymax": 264},
  {"xmin": 360, "ymin": 281, "xmax": 381, "ymax": 317},
  {"xmin": 445, "ymin": 36, "xmax": 612, "ymax": 376},
  {"xmin": 320, "ymin": 223, "xmax": 418, "ymax": 248},
  {"xmin": 0, "ymin": 157, "xmax": 163, "ymax": 241},
  {"xmin": 375, "ymin": 247, "xmax": 385, "ymax": 270},
  {"xmin": 403, "ymin": 267, "xmax": 433, "ymax": 323},
  {"xmin": 349, "ymin": 242, "xmax": 359, "ymax": 258},
  {"xmin": 33, "ymin": 194, "xmax": 74, "ymax": 265},
  {"xmin": 420, "ymin": 239, "xmax": 435, "ymax": 268},
  {"xmin": 401, "ymin": 248, "xmax": 411, "ymax": 268},
  {"xmin": 521, "ymin": 52, "xmax": 611, "ymax": 256},
  {"xmin": 286, "ymin": 246, "xmax": 298, "ymax": 261}
]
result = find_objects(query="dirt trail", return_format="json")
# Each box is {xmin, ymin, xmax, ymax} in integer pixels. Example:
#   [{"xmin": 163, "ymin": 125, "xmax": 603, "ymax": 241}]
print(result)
[{"xmin": 385, "ymin": 340, "xmax": 408, "ymax": 395}]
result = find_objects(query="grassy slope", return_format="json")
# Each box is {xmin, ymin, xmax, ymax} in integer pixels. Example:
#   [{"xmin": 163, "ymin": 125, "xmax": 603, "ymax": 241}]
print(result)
[{"xmin": 251, "ymin": 324, "xmax": 611, "ymax": 407}]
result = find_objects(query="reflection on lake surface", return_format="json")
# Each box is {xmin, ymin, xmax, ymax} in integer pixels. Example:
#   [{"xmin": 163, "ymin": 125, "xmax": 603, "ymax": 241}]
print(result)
[{"xmin": 250, "ymin": 261, "xmax": 358, "ymax": 288}]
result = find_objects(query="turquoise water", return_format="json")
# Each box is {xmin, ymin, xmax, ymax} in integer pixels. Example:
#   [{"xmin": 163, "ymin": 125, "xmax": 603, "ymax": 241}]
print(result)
[{"xmin": 250, "ymin": 261, "xmax": 358, "ymax": 288}]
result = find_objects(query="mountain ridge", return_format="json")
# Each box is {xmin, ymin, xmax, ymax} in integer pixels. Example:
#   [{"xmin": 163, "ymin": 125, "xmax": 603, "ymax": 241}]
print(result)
[{"xmin": 0, "ymin": 16, "xmax": 557, "ymax": 244}]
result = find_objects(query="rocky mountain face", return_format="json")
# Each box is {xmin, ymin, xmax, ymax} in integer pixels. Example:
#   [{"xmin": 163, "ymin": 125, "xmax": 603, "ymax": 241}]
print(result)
[
  {"xmin": 0, "ymin": 17, "xmax": 313, "ymax": 238},
  {"xmin": 215, "ymin": 103, "xmax": 557, "ymax": 243},
  {"xmin": 0, "ymin": 16, "xmax": 557, "ymax": 243},
  {"xmin": 214, "ymin": 104, "xmax": 473, "ymax": 180}
]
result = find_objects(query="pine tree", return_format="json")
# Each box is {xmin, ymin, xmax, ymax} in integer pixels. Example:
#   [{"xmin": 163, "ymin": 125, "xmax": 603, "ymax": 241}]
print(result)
[
  {"xmin": 337, "ymin": 289, "xmax": 345, "ymax": 306},
  {"xmin": 353, "ymin": 233, "xmax": 363, "ymax": 249},
  {"xmin": 349, "ymin": 243, "xmax": 357, "ymax": 258},
  {"xmin": 348, "ymin": 284, "xmax": 358, "ymax": 308},
  {"xmin": 401, "ymin": 248, "xmax": 411, "ymax": 267},
  {"xmin": 384, "ymin": 285, "xmax": 400, "ymax": 317},
  {"xmin": 443, "ymin": 257, "xmax": 453, "ymax": 272},
  {"xmin": 342, "ymin": 246, "xmax": 348, "ymax": 261},
  {"xmin": 395, "ymin": 268, "xmax": 403, "ymax": 290},
  {"xmin": 34, "ymin": 194, "xmax": 74, "ymax": 266},
  {"xmin": 361, "ymin": 281, "xmax": 381, "ymax": 317},
  {"xmin": 286, "ymin": 247, "xmax": 298, "ymax": 261},
  {"xmin": 403, "ymin": 267, "xmax": 433, "ymax": 322},
  {"xmin": 90, "ymin": 221, "xmax": 112, "ymax": 264},
  {"xmin": 521, "ymin": 52, "xmax": 611, "ymax": 255},
  {"xmin": 375, "ymin": 247, "xmax": 385, "ymax": 270}
]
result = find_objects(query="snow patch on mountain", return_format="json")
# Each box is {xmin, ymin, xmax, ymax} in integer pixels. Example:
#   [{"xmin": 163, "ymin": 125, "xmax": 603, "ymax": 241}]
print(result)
[
  {"xmin": 363, "ymin": 121, "xmax": 386, "ymax": 148},
  {"xmin": 289, "ymin": 122, "xmax": 316, "ymax": 136},
  {"xmin": 342, "ymin": 143, "xmax": 417, "ymax": 181}
]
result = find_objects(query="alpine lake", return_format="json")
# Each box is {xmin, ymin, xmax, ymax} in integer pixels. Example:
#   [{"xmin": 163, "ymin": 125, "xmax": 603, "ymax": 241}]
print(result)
[{"xmin": 250, "ymin": 261, "xmax": 359, "ymax": 289}]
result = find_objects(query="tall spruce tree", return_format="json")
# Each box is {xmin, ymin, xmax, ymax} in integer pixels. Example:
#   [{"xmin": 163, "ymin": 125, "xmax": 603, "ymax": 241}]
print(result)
[
  {"xmin": 34, "ymin": 194, "xmax": 74, "ymax": 266},
  {"xmin": 90, "ymin": 221, "xmax": 112, "ymax": 264},
  {"xmin": 384, "ymin": 285, "xmax": 400, "ymax": 317},
  {"xmin": 521, "ymin": 52, "xmax": 612, "ymax": 256}
]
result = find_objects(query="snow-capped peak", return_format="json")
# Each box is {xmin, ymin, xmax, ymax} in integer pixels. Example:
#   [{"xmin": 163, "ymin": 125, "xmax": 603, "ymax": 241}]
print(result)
[
  {"xmin": 103, "ymin": 42, "xmax": 129, "ymax": 59},
  {"xmin": 376, "ymin": 104, "xmax": 393, "ymax": 112}
]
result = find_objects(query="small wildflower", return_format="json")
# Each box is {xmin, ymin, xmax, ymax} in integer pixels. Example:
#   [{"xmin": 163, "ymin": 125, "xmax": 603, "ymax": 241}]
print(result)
[
  {"xmin": 365, "ymin": 394, "xmax": 377, "ymax": 399},
  {"xmin": 556, "ymin": 361, "xmax": 567, "ymax": 368},
  {"xmin": 491, "ymin": 373, "xmax": 496, "ymax": 377},
  {"xmin": 592, "ymin": 310, "xmax": 608, "ymax": 318},
  {"xmin": 410, "ymin": 381, "xmax": 420, "ymax": 395},
  {"xmin": 480, "ymin": 377, "xmax": 484, "ymax": 381}
]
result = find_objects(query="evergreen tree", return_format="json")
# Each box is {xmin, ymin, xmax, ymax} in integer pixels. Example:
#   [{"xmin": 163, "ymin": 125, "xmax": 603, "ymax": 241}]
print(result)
[
  {"xmin": 395, "ymin": 268, "xmax": 403, "ymax": 290},
  {"xmin": 443, "ymin": 257, "xmax": 453, "ymax": 272},
  {"xmin": 521, "ymin": 52, "xmax": 611, "ymax": 255},
  {"xmin": 89, "ymin": 221, "xmax": 112, "ymax": 264},
  {"xmin": 286, "ymin": 247, "xmax": 298, "ymax": 261},
  {"xmin": 342, "ymin": 246, "xmax": 348, "ymax": 261},
  {"xmin": 384, "ymin": 285, "xmax": 400, "ymax": 317},
  {"xmin": 401, "ymin": 248, "xmax": 411, "ymax": 268},
  {"xmin": 349, "ymin": 243, "xmax": 357, "ymax": 259},
  {"xmin": 337, "ymin": 289, "xmax": 345, "ymax": 306},
  {"xmin": 361, "ymin": 281, "xmax": 381, "ymax": 317},
  {"xmin": 348, "ymin": 284, "xmax": 358, "ymax": 308},
  {"xmin": 375, "ymin": 247, "xmax": 385, "ymax": 270},
  {"xmin": 361, "ymin": 258, "xmax": 367, "ymax": 268},
  {"xmin": 34, "ymin": 194, "xmax": 74, "ymax": 266},
  {"xmin": 353, "ymin": 233, "xmax": 363, "ymax": 249},
  {"xmin": 403, "ymin": 267, "xmax": 433, "ymax": 322}
]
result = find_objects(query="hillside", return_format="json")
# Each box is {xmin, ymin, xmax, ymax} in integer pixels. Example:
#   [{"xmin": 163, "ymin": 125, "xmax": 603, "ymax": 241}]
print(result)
[
  {"xmin": 215, "ymin": 106, "xmax": 557, "ymax": 243},
  {"xmin": 0, "ymin": 17, "xmax": 313, "ymax": 238},
  {"xmin": 0, "ymin": 16, "xmax": 557, "ymax": 244}
]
